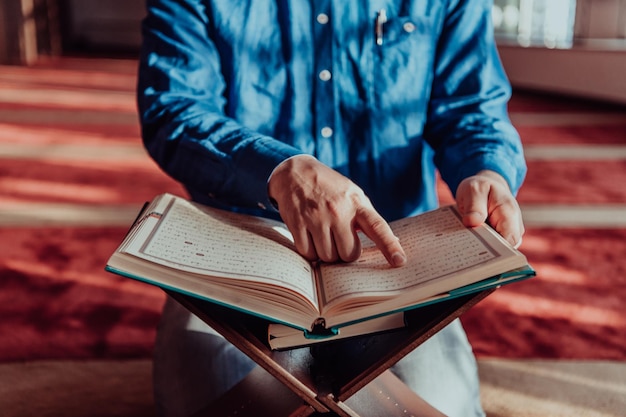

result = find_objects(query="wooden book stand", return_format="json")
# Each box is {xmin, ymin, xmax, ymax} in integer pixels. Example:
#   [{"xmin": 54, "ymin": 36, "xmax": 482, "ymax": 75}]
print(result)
[{"xmin": 168, "ymin": 289, "xmax": 493, "ymax": 417}]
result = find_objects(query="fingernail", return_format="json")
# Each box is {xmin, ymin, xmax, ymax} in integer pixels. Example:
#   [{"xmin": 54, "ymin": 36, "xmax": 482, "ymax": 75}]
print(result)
[{"xmin": 392, "ymin": 252, "xmax": 407, "ymax": 267}]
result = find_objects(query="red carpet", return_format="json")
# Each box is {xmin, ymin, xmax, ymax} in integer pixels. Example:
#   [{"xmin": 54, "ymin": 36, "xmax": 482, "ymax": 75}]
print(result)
[
  {"xmin": 463, "ymin": 228, "xmax": 626, "ymax": 359},
  {"xmin": 520, "ymin": 160, "xmax": 626, "ymax": 204},
  {"xmin": 516, "ymin": 125, "xmax": 626, "ymax": 145},
  {"xmin": 1, "ymin": 58, "xmax": 625, "ymax": 362},
  {"xmin": 0, "ymin": 227, "xmax": 163, "ymax": 361},
  {"xmin": 1, "ymin": 158, "xmax": 186, "ymax": 205}
]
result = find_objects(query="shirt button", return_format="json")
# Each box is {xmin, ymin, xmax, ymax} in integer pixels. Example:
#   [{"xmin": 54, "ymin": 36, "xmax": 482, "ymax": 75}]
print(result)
[
  {"xmin": 403, "ymin": 22, "xmax": 416, "ymax": 33},
  {"xmin": 319, "ymin": 69, "xmax": 332, "ymax": 81},
  {"xmin": 321, "ymin": 127, "xmax": 333, "ymax": 138},
  {"xmin": 317, "ymin": 13, "xmax": 329, "ymax": 24}
]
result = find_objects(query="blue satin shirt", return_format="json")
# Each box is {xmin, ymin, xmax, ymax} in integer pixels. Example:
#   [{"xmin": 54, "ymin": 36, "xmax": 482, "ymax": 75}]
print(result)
[{"xmin": 137, "ymin": 0, "xmax": 526, "ymax": 221}]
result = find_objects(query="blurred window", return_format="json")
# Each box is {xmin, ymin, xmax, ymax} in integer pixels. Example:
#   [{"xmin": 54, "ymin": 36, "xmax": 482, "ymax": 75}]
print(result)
[{"xmin": 493, "ymin": 0, "xmax": 577, "ymax": 48}]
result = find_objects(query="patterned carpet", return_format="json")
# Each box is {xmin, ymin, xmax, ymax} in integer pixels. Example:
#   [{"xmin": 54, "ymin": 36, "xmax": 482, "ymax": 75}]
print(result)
[
  {"xmin": 0, "ymin": 57, "xmax": 625, "ymax": 417},
  {"xmin": 1, "ymin": 57, "xmax": 626, "ymax": 363}
]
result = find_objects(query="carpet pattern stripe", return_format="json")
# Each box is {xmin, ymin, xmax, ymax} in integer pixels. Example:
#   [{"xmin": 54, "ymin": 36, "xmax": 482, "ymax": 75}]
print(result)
[{"xmin": 1, "ymin": 58, "xmax": 625, "ymax": 365}]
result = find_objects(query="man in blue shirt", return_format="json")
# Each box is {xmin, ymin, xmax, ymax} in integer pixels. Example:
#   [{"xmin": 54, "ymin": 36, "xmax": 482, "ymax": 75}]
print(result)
[{"xmin": 137, "ymin": 1, "xmax": 527, "ymax": 416}]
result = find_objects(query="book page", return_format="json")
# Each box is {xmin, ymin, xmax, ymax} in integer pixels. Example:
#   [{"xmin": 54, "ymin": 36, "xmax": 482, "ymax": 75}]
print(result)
[
  {"xmin": 124, "ymin": 195, "xmax": 318, "ymax": 304},
  {"xmin": 317, "ymin": 206, "xmax": 504, "ymax": 305}
]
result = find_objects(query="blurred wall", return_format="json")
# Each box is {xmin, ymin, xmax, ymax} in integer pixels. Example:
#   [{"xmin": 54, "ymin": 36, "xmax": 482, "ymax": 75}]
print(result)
[
  {"xmin": 499, "ymin": 45, "xmax": 626, "ymax": 104},
  {"xmin": 60, "ymin": 0, "xmax": 143, "ymax": 54},
  {"xmin": 576, "ymin": 0, "xmax": 626, "ymax": 39}
]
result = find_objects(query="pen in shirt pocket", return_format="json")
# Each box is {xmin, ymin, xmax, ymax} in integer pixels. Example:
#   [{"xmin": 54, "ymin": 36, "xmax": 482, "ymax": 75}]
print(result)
[{"xmin": 375, "ymin": 9, "xmax": 387, "ymax": 46}]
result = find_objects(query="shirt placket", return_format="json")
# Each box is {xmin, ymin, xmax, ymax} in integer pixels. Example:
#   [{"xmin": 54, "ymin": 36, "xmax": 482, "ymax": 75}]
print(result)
[{"xmin": 311, "ymin": 0, "xmax": 335, "ymax": 165}]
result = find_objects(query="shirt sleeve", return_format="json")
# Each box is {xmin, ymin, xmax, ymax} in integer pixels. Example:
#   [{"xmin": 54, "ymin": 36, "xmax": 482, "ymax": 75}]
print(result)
[
  {"xmin": 424, "ymin": 0, "xmax": 527, "ymax": 195},
  {"xmin": 137, "ymin": 0, "xmax": 303, "ymax": 211}
]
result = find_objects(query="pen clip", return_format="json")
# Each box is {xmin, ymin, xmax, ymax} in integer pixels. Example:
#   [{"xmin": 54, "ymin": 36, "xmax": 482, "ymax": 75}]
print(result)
[{"xmin": 375, "ymin": 9, "xmax": 387, "ymax": 46}]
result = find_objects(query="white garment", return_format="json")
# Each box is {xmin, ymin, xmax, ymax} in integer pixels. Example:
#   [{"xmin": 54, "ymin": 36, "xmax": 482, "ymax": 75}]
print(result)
[{"xmin": 152, "ymin": 296, "xmax": 485, "ymax": 417}]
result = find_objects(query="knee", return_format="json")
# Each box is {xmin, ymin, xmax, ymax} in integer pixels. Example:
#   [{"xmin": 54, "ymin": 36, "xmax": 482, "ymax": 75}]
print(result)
[{"xmin": 153, "ymin": 331, "xmax": 256, "ymax": 417}]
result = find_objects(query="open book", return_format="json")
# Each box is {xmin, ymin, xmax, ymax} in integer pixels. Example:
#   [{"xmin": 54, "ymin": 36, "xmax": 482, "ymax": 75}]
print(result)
[{"xmin": 106, "ymin": 193, "xmax": 534, "ymax": 337}]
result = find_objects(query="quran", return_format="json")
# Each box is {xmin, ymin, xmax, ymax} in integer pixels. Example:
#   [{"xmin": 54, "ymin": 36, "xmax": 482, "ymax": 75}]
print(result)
[{"xmin": 105, "ymin": 193, "xmax": 534, "ymax": 338}]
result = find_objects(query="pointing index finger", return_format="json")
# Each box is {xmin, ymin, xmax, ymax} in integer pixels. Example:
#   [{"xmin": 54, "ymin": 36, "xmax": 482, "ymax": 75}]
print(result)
[{"xmin": 356, "ymin": 207, "xmax": 407, "ymax": 267}]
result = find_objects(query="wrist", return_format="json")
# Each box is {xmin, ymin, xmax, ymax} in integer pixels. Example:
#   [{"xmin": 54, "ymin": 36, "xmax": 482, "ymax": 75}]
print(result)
[
  {"xmin": 475, "ymin": 169, "xmax": 510, "ymax": 189},
  {"xmin": 267, "ymin": 154, "xmax": 317, "ymax": 208}
]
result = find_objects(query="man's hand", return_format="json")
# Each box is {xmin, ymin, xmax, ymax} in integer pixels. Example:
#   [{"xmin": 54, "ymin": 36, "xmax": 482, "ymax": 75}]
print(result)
[
  {"xmin": 268, "ymin": 155, "xmax": 407, "ymax": 267},
  {"xmin": 455, "ymin": 170, "xmax": 525, "ymax": 248}
]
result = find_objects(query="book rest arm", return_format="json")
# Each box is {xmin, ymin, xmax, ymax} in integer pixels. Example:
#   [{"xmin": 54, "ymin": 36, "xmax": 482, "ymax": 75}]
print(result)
[
  {"xmin": 170, "ymin": 290, "xmax": 493, "ymax": 417},
  {"xmin": 198, "ymin": 365, "xmax": 446, "ymax": 417}
]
